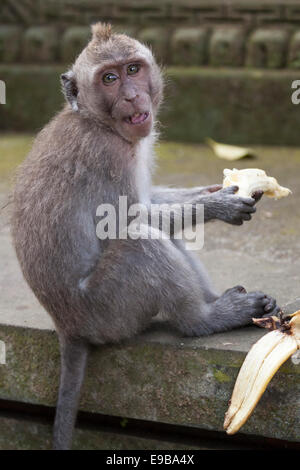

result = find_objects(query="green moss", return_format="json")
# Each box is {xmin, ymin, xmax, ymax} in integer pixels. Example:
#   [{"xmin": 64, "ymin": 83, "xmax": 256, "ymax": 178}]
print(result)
[
  {"xmin": 171, "ymin": 28, "xmax": 208, "ymax": 66},
  {"xmin": 61, "ymin": 27, "xmax": 91, "ymax": 63},
  {"xmin": 209, "ymin": 27, "xmax": 244, "ymax": 67},
  {"xmin": 213, "ymin": 368, "xmax": 231, "ymax": 383},
  {"xmin": 0, "ymin": 65, "xmax": 65, "ymax": 132}
]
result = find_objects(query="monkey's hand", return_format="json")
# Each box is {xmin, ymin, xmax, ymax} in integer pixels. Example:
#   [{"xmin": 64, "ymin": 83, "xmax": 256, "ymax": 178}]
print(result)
[{"xmin": 202, "ymin": 185, "xmax": 263, "ymax": 225}]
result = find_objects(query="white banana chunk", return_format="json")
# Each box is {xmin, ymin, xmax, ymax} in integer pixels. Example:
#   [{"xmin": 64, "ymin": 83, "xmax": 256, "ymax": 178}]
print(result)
[
  {"xmin": 205, "ymin": 138, "xmax": 254, "ymax": 160},
  {"xmin": 223, "ymin": 168, "xmax": 291, "ymax": 199},
  {"xmin": 224, "ymin": 311, "xmax": 300, "ymax": 435}
]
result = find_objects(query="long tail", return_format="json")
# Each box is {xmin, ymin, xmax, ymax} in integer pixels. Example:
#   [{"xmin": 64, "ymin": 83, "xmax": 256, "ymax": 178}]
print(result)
[{"xmin": 53, "ymin": 336, "xmax": 89, "ymax": 450}]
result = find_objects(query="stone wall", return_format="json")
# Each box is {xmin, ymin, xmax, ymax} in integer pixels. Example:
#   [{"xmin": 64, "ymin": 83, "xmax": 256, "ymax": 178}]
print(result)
[
  {"xmin": 1, "ymin": 1, "xmax": 300, "ymax": 144},
  {"xmin": 1, "ymin": 0, "xmax": 300, "ymax": 67},
  {"xmin": 2, "ymin": 65, "xmax": 300, "ymax": 146}
]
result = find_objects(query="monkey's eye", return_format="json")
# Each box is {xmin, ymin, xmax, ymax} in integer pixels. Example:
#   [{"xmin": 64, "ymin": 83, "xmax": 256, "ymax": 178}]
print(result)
[
  {"xmin": 102, "ymin": 73, "xmax": 118, "ymax": 84},
  {"xmin": 127, "ymin": 64, "xmax": 140, "ymax": 76}
]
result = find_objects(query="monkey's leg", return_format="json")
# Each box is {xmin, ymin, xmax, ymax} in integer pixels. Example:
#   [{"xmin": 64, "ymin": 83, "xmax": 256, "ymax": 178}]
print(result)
[
  {"xmin": 77, "ymin": 234, "xmax": 219, "ymax": 341},
  {"xmin": 171, "ymin": 239, "xmax": 219, "ymax": 303},
  {"xmin": 78, "ymin": 234, "xmax": 279, "ymax": 340},
  {"xmin": 53, "ymin": 337, "xmax": 89, "ymax": 450},
  {"xmin": 149, "ymin": 200, "xmax": 218, "ymax": 303},
  {"xmin": 167, "ymin": 286, "xmax": 280, "ymax": 337},
  {"xmin": 152, "ymin": 233, "xmax": 279, "ymax": 334}
]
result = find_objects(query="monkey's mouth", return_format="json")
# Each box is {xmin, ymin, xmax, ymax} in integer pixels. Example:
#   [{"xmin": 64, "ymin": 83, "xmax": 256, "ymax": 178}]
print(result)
[{"xmin": 124, "ymin": 112, "xmax": 149, "ymax": 125}]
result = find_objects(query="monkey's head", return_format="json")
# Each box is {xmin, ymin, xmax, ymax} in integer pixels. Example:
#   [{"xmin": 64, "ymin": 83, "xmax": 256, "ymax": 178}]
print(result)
[{"xmin": 61, "ymin": 23, "xmax": 164, "ymax": 143}]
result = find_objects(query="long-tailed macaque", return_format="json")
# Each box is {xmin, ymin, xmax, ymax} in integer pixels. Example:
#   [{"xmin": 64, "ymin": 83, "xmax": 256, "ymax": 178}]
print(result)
[{"xmin": 12, "ymin": 23, "xmax": 279, "ymax": 449}]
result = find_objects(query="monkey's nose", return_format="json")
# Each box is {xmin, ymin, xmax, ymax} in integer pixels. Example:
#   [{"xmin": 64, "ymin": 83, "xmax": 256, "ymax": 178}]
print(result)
[{"xmin": 124, "ymin": 94, "xmax": 139, "ymax": 102}]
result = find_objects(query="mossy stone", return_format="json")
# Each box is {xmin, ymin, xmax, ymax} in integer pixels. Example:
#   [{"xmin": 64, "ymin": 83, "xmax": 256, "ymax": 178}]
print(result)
[
  {"xmin": 288, "ymin": 31, "xmax": 300, "ymax": 69},
  {"xmin": 0, "ymin": 322, "xmax": 299, "ymax": 442},
  {"xmin": 171, "ymin": 27, "xmax": 208, "ymax": 66},
  {"xmin": 23, "ymin": 27, "xmax": 58, "ymax": 63},
  {"xmin": 111, "ymin": 25, "xmax": 138, "ymax": 38},
  {"xmin": 2, "ymin": 66, "xmax": 300, "ymax": 145},
  {"xmin": 246, "ymin": 29, "xmax": 289, "ymax": 69},
  {"xmin": 137, "ymin": 27, "xmax": 169, "ymax": 64},
  {"xmin": 61, "ymin": 27, "xmax": 91, "ymax": 63},
  {"xmin": 0, "ymin": 26, "xmax": 22, "ymax": 63},
  {"xmin": 209, "ymin": 27, "xmax": 245, "ymax": 67}
]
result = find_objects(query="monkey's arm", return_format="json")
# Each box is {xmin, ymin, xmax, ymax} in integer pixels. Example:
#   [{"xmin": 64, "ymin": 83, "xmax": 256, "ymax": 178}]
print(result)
[
  {"xmin": 151, "ymin": 185, "xmax": 259, "ymax": 225},
  {"xmin": 151, "ymin": 185, "xmax": 222, "ymax": 205},
  {"xmin": 148, "ymin": 185, "xmax": 220, "ymax": 234}
]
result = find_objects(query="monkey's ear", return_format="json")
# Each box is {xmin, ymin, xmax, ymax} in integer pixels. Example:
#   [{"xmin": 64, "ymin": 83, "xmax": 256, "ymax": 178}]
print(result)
[{"xmin": 61, "ymin": 70, "xmax": 79, "ymax": 112}]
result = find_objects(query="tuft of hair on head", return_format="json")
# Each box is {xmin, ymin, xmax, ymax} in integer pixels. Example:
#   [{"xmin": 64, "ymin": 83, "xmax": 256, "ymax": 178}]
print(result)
[{"xmin": 91, "ymin": 22, "xmax": 112, "ymax": 42}]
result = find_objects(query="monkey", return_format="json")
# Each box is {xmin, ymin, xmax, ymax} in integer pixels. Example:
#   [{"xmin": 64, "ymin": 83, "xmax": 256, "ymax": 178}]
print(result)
[{"xmin": 11, "ymin": 23, "xmax": 280, "ymax": 450}]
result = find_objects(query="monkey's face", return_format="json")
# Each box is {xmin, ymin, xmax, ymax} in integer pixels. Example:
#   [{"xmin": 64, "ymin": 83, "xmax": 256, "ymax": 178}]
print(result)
[
  {"xmin": 95, "ymin": 59, "xmax": 154, "ymax": 142},
  {"xmin": 63, "ymin": 33, "xmax": 163, "ymax": 142}
]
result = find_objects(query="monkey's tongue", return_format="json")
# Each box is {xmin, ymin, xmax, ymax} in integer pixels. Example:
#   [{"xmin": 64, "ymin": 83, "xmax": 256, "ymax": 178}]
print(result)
[{"xmin": 130, "ymin": 112, "xmax": 148, "ymax": 124}]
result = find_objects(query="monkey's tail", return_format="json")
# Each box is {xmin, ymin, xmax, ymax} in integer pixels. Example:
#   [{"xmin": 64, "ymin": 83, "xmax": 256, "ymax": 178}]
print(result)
[{"xmin": 53, "ymin": 336, "xmax": 89, "ymax": 450}]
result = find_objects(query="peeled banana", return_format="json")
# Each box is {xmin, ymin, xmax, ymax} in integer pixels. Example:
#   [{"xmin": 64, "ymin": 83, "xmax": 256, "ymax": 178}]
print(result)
[
  {"xmin": 224, "ymin": 311, "xmax": 300, "ymax": 435},
  {"xmin": 205, "ymin": 138, "xmax": 254, "ymax": 160},
  {"xmin": 223, "ymin": 168, "xmax": 291, "ymax": 199}
]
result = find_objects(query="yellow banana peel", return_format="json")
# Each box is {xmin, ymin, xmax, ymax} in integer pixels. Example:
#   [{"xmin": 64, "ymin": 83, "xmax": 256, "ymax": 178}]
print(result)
[
  {"xmin": 224, "ymin": 310, "xmax": 300, "ymax": 435},
  {"xmin": 205, "ymin": 138, "xmax": 255, "ymax": 160}
]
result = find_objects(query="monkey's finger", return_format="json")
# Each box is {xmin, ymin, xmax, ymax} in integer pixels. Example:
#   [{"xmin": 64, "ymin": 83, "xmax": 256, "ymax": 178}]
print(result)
[
  {"xmin": 264, "ymin": 298, "xmax": 277, "ymax": 313},
  {"xmin": 234, "ymin": 285, "xmax": 247, "ymax": 294},
  {"xmin": 263, "ymin": 305, "xmax": 281, "ymax": 317},
  {"xmin": 261, "ymin": 296, "xmax": 271, "ymax": 307},
  {"xmin": 241, "ymin": 213, "xmax": 252, "ymax": 221},
  {"xmin": 252, "ymin": 190, "xmax": 264, "ymax": 202},
  {"xmin": 240, "ymin": 204, "xmax": 256, "ymax": 214},
  {"xmin": 222, "ymin": 185, "xmax": 239, "ymax": 194},
  {"xmin": 223, "ymin": 285, "xmax": 247, "ymax": 296},
  {"xmin": 230, "ymin": 218, "xmax": 244, "ymax": 226},
  {"xmin": 239, "ymin": 196, "xmax": 256, "ymax": 206},
  {"xmin": 207, "ymin": 184, "xmax": 223, "ymax": 193}
]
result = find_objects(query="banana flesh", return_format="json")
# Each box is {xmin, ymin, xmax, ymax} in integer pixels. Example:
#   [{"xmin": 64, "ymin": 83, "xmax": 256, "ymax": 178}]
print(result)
[
  {"xmin": 224, "ymin": 311, "xmax": 300, "ymax": 435},
  {"xmin": 205, "ymin": 138, "xmax": 254, "ymax": 160},
  {"xmin": 223, "ymin": 168, "xmax": 291, "ymax": 199}
]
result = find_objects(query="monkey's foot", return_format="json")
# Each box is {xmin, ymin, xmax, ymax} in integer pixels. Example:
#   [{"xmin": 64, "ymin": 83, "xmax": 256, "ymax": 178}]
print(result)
[{"xmin": 209, "ymin": 286, "xmax": 281, "ymax": 332}]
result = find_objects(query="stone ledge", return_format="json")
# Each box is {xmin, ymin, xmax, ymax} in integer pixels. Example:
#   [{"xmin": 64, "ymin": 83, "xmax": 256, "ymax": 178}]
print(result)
[{"xmin": 0, "ymin": 319, "xmax": 299, "ymax": 443}]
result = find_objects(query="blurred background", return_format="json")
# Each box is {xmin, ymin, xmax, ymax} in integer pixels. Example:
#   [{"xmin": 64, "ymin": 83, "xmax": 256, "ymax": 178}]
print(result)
[{"xmin": 1, "ymin": 0, "xmax": 300, "ymax": 143}]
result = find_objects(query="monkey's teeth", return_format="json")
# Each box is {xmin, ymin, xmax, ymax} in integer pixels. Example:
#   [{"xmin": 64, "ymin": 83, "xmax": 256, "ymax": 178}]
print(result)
[
  {"xmin": 223, "ymin": 311, "xmax": 300, "ymax": 435},
  {"xmin": 128, "ymin": 112, "xmax": 149, "ymax": 125}
]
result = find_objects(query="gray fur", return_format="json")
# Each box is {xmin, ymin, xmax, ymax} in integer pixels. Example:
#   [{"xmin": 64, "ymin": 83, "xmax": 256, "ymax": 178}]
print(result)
[{"xmin": 11, "ymin": 24, "xmax": 279, "ymax": 450}]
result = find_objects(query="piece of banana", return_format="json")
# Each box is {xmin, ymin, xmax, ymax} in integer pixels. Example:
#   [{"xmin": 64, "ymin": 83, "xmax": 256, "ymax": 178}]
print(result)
[
  {"xmin": 223, "ymin": 168, "xmax": 291, "ymax": 199},
  {"xmin": 224, "ymin": 311, "xmax": 300, "ymax": 435},
  {"xmin": 205, "ymin": 138, "xmax": 255, "ymax": 160}
]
